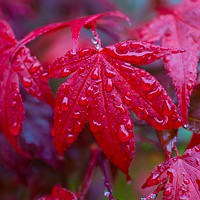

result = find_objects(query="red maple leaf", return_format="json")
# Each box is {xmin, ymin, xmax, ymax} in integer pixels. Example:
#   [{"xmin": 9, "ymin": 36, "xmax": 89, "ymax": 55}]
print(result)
[
  {"xmin": 48, "ymin": 40, "xmax": 183, "ymax": 176},
  {"xmin": 142, "ymin": 146, "xmax": 200, "ymax": 200},
  {"xmin": 0, "ymin": 19, "xmax": 54, "ymax": 154},
  {"xmin": 38, "ymin": 185, "xmax": 77, "ymax": 200},
  {"xmin": 139, "ymin": 0, "xmax": 200, "ymax": 124}
]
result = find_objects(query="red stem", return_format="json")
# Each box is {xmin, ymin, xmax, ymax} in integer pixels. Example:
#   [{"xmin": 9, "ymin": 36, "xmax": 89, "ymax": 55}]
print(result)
[
  {"xmin": 76, "ymin": 146, "xmax": 99, "ymax": 200},
  {"xmin": 97, "ymin": 152, "xmax": 115, "ymax": 200}
]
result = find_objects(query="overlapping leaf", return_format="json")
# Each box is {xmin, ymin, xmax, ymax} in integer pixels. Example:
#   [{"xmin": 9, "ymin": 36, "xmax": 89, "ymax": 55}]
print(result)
[
  {"xmin": 139, "ymin": 0, "xmax": 200, "ymax": 123},
  {"xmin": 48, "ymin": 40, "xmax": 183, "ymax": 176},
  {"xmin": 38, "ymin": 185, "xmax": 77, "ymax": 200},
  {"xmin": 0, "ymin": 19, "xmax": 54, "ymax": 153},
  {"xmin": 142, "ymin": 146, "xmax": 200, "ymax": 200}
]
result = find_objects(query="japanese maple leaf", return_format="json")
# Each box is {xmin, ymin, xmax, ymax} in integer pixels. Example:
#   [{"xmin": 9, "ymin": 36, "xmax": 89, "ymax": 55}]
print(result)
[
  {"xmin": 0, "ymin": 19, "xmax": 54, "ymax": 154},
  {"xmin": 48, "ymin": 40, "xmax": 183, "ymax": 176},
  {"xmin": 142, "ymin": 146, "xmax": 200, "ymax": 200},
  {"xmin": 139, "ymin": 0, "xmax": 200, "ymax": 123},
  {"xmin": 38, "ymin": 186, "xmax": 77, "ymax": 200}
]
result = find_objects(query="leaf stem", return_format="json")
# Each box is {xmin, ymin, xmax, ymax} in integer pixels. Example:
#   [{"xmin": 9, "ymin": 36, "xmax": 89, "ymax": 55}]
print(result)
[
  {"xmin": 76, "ymin": 145, "xmax": 99, "ymax": 200},
  {"xmin": 97, "ymin": 152, "xmax": 115, "ymax": 200}
]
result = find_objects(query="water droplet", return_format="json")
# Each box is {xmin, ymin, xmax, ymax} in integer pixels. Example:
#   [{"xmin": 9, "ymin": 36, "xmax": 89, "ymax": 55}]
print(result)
[
  {"xmin": 73, "ymin": 121, "xmax": 82, "ymax": 132},
  {"xmin": 116, "ymin": 43, "xmax": 128, "ymax": 54},
  {"xmin": 9, "ymin": 122, "xmax": 21, "ymax": 135},
  {"xmin": 124, "ymin": 95, "xmax": 131, "ymax": 105},
  {"xmin": 29, "ymin": 63, "xmax": 40, "ymax": 73},
  {"xmin": 91, "ymin": 36, "xmax": 98, "ymax": 45},
  {"xmin": 40, "ymin": 72, "xmax": 48, "ymax": 82},
  {"xmin": 67, "ymin": 134, "xmax": 75, "ymax": 143},
  {"xmin": 151, "ymin": 194, "xmax": 157, "ymax": 199},
  {"xmin": 79, "ymin": 49, "xmax": 91, "ymax": 57},
  {"xmin": 105, "ymin": 78, "xmax": 113, "ymax": 92},
  {"xmin": 105, "ymin": 68, "xmax": 116, "ymax": 78},
  {"xmin": 194, "ymin": 146, "xmax": 200, "ymax": 152},
  {"xmin": 90, "ymin": 120, "xmax": 103, "ymax": 132},
  {"xmin": 154, "ymin": 116, "xmax": 164, "ymax": 124},
  {"xmin": 126, "ymin": 119, "xmax": 133, "ymax": 129},
  {"xmin": 120, "ymin": 64, "xmax": 133, "ymax": 73},
  {"xmin": 183, "ymin": 124, "xmax": 189, "ymax": 128},
  {"xmin": 73, "ymin": 111, "xmax": 80, "ymax": 119},
  {"xmin": 163, "ymin": 100, "xmax": 173, "ymax": 115},
  {"xmin": 141, "ymin": 77, "xmax": 155, "ymax": 91},
  {"xmin": 115, "ymin": 104, "xmax": 126, "ymax": 114},
  {"xmin": 21, "ymin": 77, "xmax": 32, "ymax": 87},
  {"xmin": 79, "ymin": 97, "xmax": 89, "ymax": 106},
  {"xmin": 61, "ymin": 97, "xmax": 69, "ymax": 111},
  {"xmin": 91, "ymin": 68, "xmax": 99, "ymax": 80},
  {"xmin": 183, "ymin": 178, "xmax": 190, "ymax": 185},
  {"xmin": 146, "ymin": 88, "xmax": 162, "ymax": 99},
  {"xmin": 104, "ymin": 190, "xmax": 110, "ymax": 198},
  {"xmin": 58, "ymin": 57, "xmax": 66, "ymax": 65},
  {"xmin": 141, "ymin": 197, "xmax": 146, "ymax": 200},
  {"xmin": 164, "ymin": 186, "xmax": 172, "ymax": 196},
  {"xmin": 61, "ymin": 68, "xmax": 71, "ymax": 77},
  {"xmin": 92, "ymin": 91, "xmax": 100, "ymax": 98},
  {"xmin": 118, "ymin": 124, "xmax": 133, "ymax": 142},
  {"xmin": 11, "ymin": 101, "xmax": 17, "ymax": 107},
  {"xmin": 62, "ymin": 83, "xmax": 70, "ymax": 95}
]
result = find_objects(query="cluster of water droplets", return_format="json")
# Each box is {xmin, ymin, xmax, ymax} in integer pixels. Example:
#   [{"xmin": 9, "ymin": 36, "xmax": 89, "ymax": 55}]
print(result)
[{"xmin": 141, "ymin": 193, "xmax": 158, "ymax": 200}]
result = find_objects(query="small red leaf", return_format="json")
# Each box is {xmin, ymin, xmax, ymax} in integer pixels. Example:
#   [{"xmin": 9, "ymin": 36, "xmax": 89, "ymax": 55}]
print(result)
[
  {"xmin": 38, "ymin": 185, "xmax": 77, "ymax": 200},
  {"xmin": 139, "ymin": 0, "xmax": 200, "ymax": 123},
  {"xmin": 142, "ymin": 146, "xmax": 200, "ymax": 200},
  {"xmin": 0, "ymin": 19, "xmax": 54, "ymax": 153},
  {"xmin": 49, "ymin": 40, "xmax": 183, "ymax": 175}
]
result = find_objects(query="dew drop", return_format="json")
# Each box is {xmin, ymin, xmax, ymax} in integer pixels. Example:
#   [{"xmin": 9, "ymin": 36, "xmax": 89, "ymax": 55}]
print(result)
[
  {"xmin": 104, "ymin": 190, "xmax": 110, "ymax": 198},
  {"xmin": 141, "ymin": 197, "xmax": 146, "ymax": 200},
  {"xmin": 91, "ymin": 36, "xmax": 98, "ymax": 45},
  {"xmin": 86, "ymin": 86, "xmax": 93, "ymax": 97},
  {"xmin": 40, "ymin": 72, "xmax": 48, "ymax": 82},
  {"xmin": 163, "ymin": 100, "xmax": 173, "ymax": 115},
  {"xmin": 146, "ymin": 88, "xmax": 162, "ymax": 99},
  {"xmin": 120, "ymin": 64, "xmax": 133, "ymax": 73},
  {"xmin": 61, "ymin": 68, "xmax": 71, "ymax": 77},
  {"xmin": 11, "ymin": 101, "xmax": 17, "ymax": 107},
  {"xmin": 21, "ymin": 77, "xmax": 32, "ymax": 87},
  {"xmin": 79, "ymin": 49, "xmax": 91, "ymax": 57},
  {"xmin": 9, "ymin": 122, "xmax": 21, "ymax": 135},
  {"xmin": 73, "ymin": 121, "xmax": 82, "ymax": 132},
  {"xmin": 151, "ymin": 194, "xmax": 157, "ymax": 199},
  {"xmin": 194, "ymin": 146, "xmax": 200, "ymax": 152},
  {"xmin": 164, "ymin": 186, "xmax": 172, "ymax": 196},
  {"xmin": 154, "ymin": 116, "xmax": 164, "ymax": 124},
  {"xmin": 118, "ymin": 124, "xmax": 133, "ymax": 142},
  {"xmin": 124, "ymin": 95, "xmax": 131, "ymax": 105},
  {"xmin": 79, "ymin": 96, "xmax": 89, "ymax": 106},
  {"xmin": 90, "ymin": 120, "xmax": 103, "ymax": 132},
  {"xmin": 141, "ymin": 77, "xmax": 155, "ymax": 91},
  {"xmin": 61, "ymin": 97, "xmax": 69, "ymax": 111},
  {"xmin": 105, "ymin": 78, "xmax": 113, "ymax": 92},
  {"xmin": 58, "ymin": 57, "xmax": 66, "ymax": 65},
  {"xmin": 183, "ymin": 124, "xmax": 189, "ymax": 129},
  {"xmin": 183, "ymin": 178, "xmax": 190, "ymax": 185},
  {"xmin": 105, "ymin": 68, "xmax": 116, "ymax": 78},
  {"xmin": 126, "ymin": 119, "xmax": 133, "ymax": 130},
  {"xmin": 29, "ymin": 63, "xmax": 40, "ymax": 73},
  {"xmin": 73, "ymin": 111, "xmax": 81, "ymax": 119},
  {"xmin": 115, "ymin": 104, "xmax": 126, "ymax": 114},
  {"xmin": 67, "ymin": 134, "xmax": 75, "ymax": 143},
  {"xmin": 91, "ymin": 68, "xmax": 99, "ymax": 80}
]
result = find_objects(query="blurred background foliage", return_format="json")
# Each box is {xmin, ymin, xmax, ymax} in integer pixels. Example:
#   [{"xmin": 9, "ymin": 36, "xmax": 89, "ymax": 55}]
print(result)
[{"xmin": 0, "ymin": 0, "xmax": 192, "ymax": 200}]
